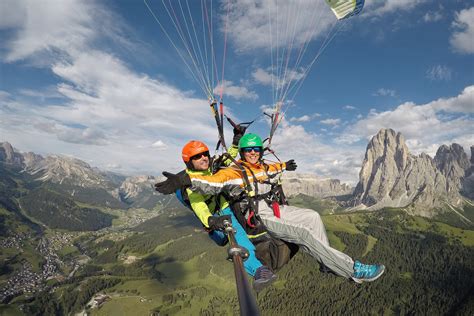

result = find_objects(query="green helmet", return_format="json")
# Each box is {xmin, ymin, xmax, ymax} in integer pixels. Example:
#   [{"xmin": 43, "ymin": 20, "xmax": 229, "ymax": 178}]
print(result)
[{"xmin": 238, "ymin": 133, "xmax": 263, "ymax": 149}]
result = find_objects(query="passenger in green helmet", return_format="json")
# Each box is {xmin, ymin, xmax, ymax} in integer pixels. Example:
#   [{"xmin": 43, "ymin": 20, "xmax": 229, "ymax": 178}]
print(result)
[{"xmin": 238, "ymin": 133, "xmax": 264, "ymax": 161}]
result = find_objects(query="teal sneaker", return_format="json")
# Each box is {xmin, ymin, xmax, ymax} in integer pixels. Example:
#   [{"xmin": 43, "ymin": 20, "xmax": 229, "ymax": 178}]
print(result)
[
  {"xmin": 351, "ymin": 260, "xmax": 385, "ymax": 283},
  {"xmin": 253, "ymin": 266, "xmax": 277, "ymax": 292}
]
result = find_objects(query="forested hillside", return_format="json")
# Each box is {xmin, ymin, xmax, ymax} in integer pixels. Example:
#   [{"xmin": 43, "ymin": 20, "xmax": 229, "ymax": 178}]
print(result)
[
  {"xmin": 20, "ymin": 188, "xmax": 116, "ymax": 231},
  {"xmin": 9, "ymin": 205, "xmax": 472, "ymax": 316}
]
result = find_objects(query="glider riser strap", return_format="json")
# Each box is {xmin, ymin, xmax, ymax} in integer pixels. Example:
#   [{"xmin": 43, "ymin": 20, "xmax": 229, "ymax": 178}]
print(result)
[
  {"xmin": 224, "ymin": 222, "xmax": 260, "ymax": 316},
  {"xmin": 210, "ymin": 101, "xmax": 227, "ymax": 151}
]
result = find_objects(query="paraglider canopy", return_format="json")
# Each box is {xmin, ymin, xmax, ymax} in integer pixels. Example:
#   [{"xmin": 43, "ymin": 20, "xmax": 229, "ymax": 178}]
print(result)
[{"xmin": 326, "ymin": 0, "xmax": 365, "ymax": 20}]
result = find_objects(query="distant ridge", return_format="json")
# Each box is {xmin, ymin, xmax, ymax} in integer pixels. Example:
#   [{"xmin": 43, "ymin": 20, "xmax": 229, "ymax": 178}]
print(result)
[
  {"xmin": 282, "ymin": 173, "xmax": 352, "ymax": 198},
  {"xmin": 0, "ymin": 142, "xmax": 171, "ymax": 210}
]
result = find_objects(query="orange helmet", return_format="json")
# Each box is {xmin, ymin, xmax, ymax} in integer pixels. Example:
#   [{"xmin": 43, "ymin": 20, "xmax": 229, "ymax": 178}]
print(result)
[{"xmin": 182, "ymin": 140, "xmax": 209, "ymax": 163}]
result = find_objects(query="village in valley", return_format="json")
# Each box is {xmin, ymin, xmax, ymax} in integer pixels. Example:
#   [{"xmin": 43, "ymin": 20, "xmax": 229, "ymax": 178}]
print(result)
[{"xmin": 0, "ymin": 209, "xmax": 159, "ymax": 306}]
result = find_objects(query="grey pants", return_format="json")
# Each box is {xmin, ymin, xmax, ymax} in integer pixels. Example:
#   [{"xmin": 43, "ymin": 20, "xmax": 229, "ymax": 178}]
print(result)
[{"xmin": 257, "ymin": 201, "xmax": 355, "ymax": 278}]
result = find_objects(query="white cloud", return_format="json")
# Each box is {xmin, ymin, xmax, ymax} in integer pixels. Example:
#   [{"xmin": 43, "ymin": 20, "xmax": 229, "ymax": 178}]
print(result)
[
  {"xmin": 0, "ymin": 91, "xmax": 11, "ymax": 101},
  {"xmin": 450, "ymin": 6, "xmax": 474, "ymax": 54},
  {"xmin": 372, "ymin": 88, "xmax": 396, "ymax": 97},
  {"xmin": 429, "ymin": 85, "xmax": 474, "ymax": 113},
  {"xmin": 252, "ymin": 68, "xmax": 274, "ymax": 86},
  {"xmin": 58, "ymin": 127, "xmax": 108, "ymax": 146},
  {"xmin": 226, "ymin": 0, "xmax": 428, "ymax": 52},
  {"xmin": 337, "ymin": 86, "xmax": 474, "ymax": 157},
  {"xmin": 0, "ymin": 0, "xmax": 226, "ymax": 174},
  {"xmin": 151, "ymin": 140, "xmax": 167, "ymax": 149},
  {"xmin": 0, "ymin": 0, "xmax": 26, "ymax": 29},
  {"xmin": 1, "ymin": 0, "xmax": 95, "ymax": 62},
  {"xmin": 365, "ymin": 0, "xmax": 428, "ymax": 17},
  {"xmin": 290, "ymin": 113, "xmax": 320, "ymax": 122},
  {"xmin": 423, "ymin": 11, "xmax": 443, "ymax": 23},
  {"xmin": 252, "ymin": 67, "xmax": 305, "ymax": 90},
  {"xmin": 270, "ymin": 124, "xmax": 362, "ymax": 184},
  {"xmin": 213, "ymin": 80, "xmax": 258, "ymax": 101},
  {"xmin": 344, "ymin": 105, "xmax": 356, "ymax": 110},
  {"xmin": 320, "ymin": 118, "xmax": 340, "ymax": 126},
  {"xmin": 290, "ymin": 115, "xmax": 311, "ymax": 122},
  {"xmin": 426, "ymin": 65, "xmax": 452, "ymax": 81},
  {"xmin": 225, "ymin": 0, "xmax": 335, "ymax": 52}
]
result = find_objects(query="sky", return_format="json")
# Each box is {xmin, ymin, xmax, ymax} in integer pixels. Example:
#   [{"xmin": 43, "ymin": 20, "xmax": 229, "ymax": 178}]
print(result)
[{"xmin": 0, "ymin": 0, "xmax": 473, "ymax": 184}]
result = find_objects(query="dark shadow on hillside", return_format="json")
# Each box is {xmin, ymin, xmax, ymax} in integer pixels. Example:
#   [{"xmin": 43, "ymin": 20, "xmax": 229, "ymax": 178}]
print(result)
[
  {"xmin": 133, "ymin": 211, "xmax": 200, "ymax": 233},
  {"xmin": 166, "ymin": 213, "xmax": 201, "ymax": 228},
  {"xmin": 96, "ymin": 253, "xmax": 187, "ymax": 285}
]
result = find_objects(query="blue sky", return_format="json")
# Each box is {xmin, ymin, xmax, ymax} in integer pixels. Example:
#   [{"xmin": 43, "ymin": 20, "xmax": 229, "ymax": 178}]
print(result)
[{"xmin": 0, "ymin": 0, "xmax": 473, "ymax": 184}]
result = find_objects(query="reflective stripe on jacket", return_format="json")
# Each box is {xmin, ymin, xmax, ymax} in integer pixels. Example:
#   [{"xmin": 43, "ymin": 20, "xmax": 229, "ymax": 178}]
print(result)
[{"xmin": 189, "ymin": 160, "xmax": 287, "ymax": 198}]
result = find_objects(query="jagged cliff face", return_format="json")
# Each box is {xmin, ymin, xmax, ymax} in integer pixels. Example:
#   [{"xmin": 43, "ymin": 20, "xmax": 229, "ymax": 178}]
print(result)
[
  {"xmin": 462, "ymin": 146, "xmax": 474, "ymax": 199},
  {"xmin": 114, "ymin": 175, "xmax": 171, "ymax": 209},
  {"xmin": 353, "ymin": 129, "xmax": 471, "ymax": 217},
  {"xmin": 118, "ymin": 175, "xmax": 157, "ymax": 200},
  {"xmin": 22, "ymin": 152, "xmax": 44, "ymax": 169},
  {"xmin": 0, "ymin": 142, "xmax": 24, "ymax": 167},
  {"xmin": 282, "ymin": 173, "xmax": 352, "ymax": 198},
  {"xmin": 435, "ymin": 144, "xmax": 470, "ymax": 194}
]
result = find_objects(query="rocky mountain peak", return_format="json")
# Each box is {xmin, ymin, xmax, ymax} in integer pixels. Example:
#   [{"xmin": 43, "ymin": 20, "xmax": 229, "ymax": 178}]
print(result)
[
  {"xmin": 434, "ymin": 143, "xmax": 470, "ymax": 193},
  {"xmin": 119, "ymin": 175, "xmax": 157, "ymax": 200},
  {"xmin": 23, "ymin": 152, "xmax": 44, "ymax": 169},
  {"xmin": 352, "ymin": 129, "xmax": 470, "ymax": 218},
  {"xmin": 470, "ymin": 146, "xmax": 474, "ymax": 164},
  {"xmin": 28, "ymin": 155, "xmax": 110, "ymax": 188},
  {"xmin": 354, "ymin": 129, "xmax": 411, "ymax": 204},
  {"xmin": 359, "ymin": 129, "xmax": 409, "ymax": 184},
  {"xmin": 462, "ymin": 146, "xmax": 474, "ymax": 199},
  {"xmin": 0, "ymin": 142, "xmax": 24, "ymax": 167}
]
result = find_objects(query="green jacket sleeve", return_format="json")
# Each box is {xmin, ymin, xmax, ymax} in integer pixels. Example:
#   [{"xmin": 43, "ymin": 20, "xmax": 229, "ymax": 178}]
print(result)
[
  {"xmin": 186, "ymin": 188, "xmax": 213, "ymax": 228},
  {"xmin": 223, "ymin": 144, "xmax": 239, "ymax": 166}
]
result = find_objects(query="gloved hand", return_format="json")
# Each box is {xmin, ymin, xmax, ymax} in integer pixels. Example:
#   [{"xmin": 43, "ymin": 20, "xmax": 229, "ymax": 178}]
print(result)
[
  {"xmin": 232, "ymin": 124, "xmax": 247, "ymax": 146},
  {"xmin": 285, "ymin": 159, "xmax": 297, "ymax": 171},
  {"xmin": 154, "ymin": 171, "xmax": 191, "ymax": 195},
  {"xmin": 208, "ymin": 215, "xmax": 232, "ymax": 230}
]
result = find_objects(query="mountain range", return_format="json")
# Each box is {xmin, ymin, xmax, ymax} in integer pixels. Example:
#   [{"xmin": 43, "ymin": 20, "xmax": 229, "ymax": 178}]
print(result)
[
  {"xmin": 1, "ymin": 127, "xmax": 473, "ymax": 231},
  {"xmin": 0, "ymin": 142, "xmax": 175, "ymax": 232},
  {"xmin": 1, "ymin": 131, "xmax": 473, "ymax": 315}
]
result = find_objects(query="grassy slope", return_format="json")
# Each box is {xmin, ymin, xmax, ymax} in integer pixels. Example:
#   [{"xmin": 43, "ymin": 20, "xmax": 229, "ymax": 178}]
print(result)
[
  {"xmin": 91, "ymin": 248, "xmax": 236, "ymax": 315},
  {"xmin": 89, "ymin": 202, "xmax": 474, "ymax": 315},
  {"xmin": 3, "ymin": 196, "xmax": 473, "ymax": 315}
]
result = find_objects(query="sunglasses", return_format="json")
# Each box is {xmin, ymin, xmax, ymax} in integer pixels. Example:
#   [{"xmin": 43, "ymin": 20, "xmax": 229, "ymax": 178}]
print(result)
[
  {"xmin": 191, "ymin": 151, "xmax": 210, "ymax": 160},
  {"xmin": 242, "ymin": 147, "xmax": 262, "ymax": 153}
]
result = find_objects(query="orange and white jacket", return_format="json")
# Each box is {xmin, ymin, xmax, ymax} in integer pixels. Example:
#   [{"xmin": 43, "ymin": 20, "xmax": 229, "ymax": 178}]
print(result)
[{"xmin": 188, "ymin": 160, "xmax": 287, "ymax": 198}]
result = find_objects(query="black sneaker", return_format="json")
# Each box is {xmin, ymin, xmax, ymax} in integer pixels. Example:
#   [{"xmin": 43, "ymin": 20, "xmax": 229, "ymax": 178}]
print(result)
[{"xmin": 253, "ymin": 266, "xmax": 277, "ymax": 292}]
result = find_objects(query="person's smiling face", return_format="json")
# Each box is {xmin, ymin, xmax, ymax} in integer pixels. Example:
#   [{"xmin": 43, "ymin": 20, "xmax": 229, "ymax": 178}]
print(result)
[
  {"xmin": 242, "ymin": 147, "xmax": 262, "ymax": 164},
  {"xmin": 190, "ymin": 151, "xmax": 210, "ymax": 170}
]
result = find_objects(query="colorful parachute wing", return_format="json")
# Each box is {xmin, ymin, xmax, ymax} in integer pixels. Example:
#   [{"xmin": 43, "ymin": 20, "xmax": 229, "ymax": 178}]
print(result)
[{"xmin": 326, "ymin": 0, "xmax": 365, "ymax": 20}]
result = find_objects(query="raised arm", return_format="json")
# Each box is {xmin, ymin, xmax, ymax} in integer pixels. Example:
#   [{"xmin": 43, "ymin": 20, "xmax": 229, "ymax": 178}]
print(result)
[{"xmin": 155, "ymin": 166, "xmax": 244, "ymax": 197}]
